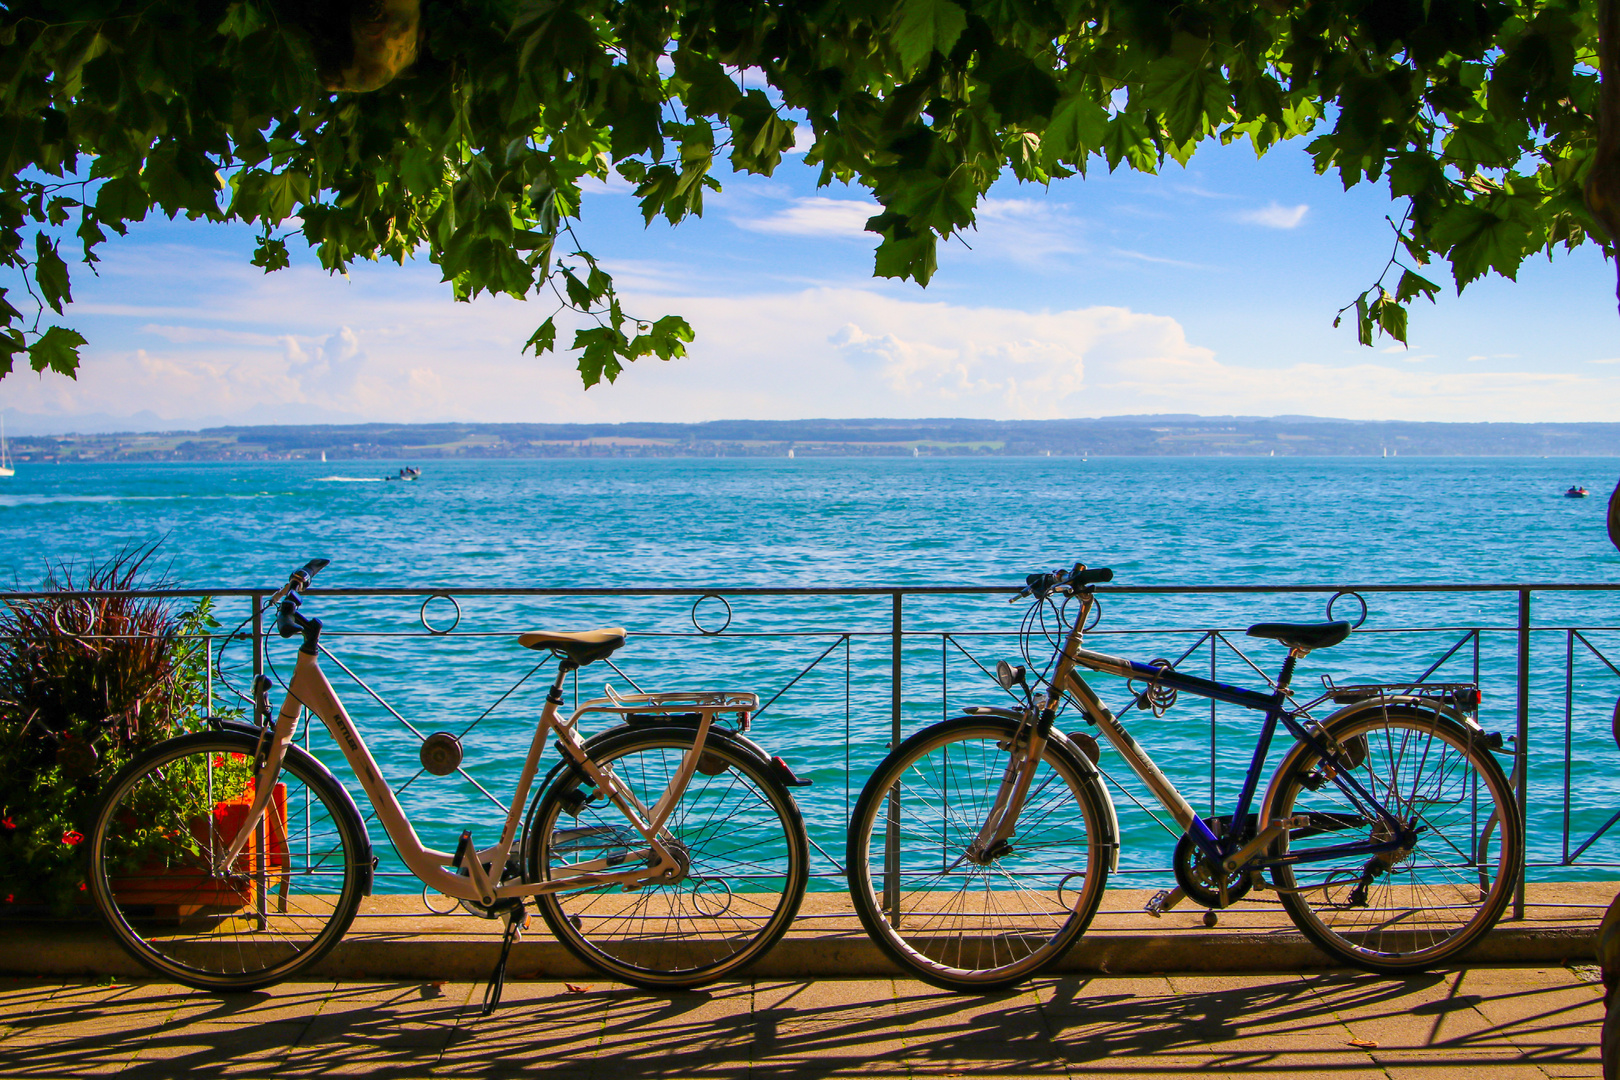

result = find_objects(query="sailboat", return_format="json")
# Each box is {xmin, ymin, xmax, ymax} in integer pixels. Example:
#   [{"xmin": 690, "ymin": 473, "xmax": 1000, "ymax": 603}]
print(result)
[{"xmin": 0, "ymin": 414, "xmax": 14, "ymax": 477}]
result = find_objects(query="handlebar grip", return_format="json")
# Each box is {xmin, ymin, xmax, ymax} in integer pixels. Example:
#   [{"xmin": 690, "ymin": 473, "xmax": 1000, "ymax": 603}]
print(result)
[
  {"xmin": 277, "ymin": 596, "xmax": 305, "ymax": 638},
  {"xmin": 1072, "ymin": 566, "xmax": 1113, "ymax": 586},
  {"xmin": 294, "ymin": 558, "xmax": 330, "ymax": 585}
]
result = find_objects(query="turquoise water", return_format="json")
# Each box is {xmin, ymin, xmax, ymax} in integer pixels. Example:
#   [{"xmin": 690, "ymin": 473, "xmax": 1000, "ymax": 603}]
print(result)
[{"xmin": 6, "ymin": 455, "xmax": 1620, "ymax": 887}]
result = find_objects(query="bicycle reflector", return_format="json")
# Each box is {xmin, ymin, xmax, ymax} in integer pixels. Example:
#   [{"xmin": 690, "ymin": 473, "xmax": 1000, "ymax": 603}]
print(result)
[{"xmin": 420, "ymin": 732, "xmax": 464, "ymax": 776}]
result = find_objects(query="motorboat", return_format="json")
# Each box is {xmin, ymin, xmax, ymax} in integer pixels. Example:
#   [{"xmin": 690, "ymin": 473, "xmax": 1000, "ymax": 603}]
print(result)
[
  {"xmin": 1565, "ymin": 486, "xmax": 1590, "ymax": 498},
  {"xmin": 387, "ymin": 466, "xmax": 422, "ymax": 481}
]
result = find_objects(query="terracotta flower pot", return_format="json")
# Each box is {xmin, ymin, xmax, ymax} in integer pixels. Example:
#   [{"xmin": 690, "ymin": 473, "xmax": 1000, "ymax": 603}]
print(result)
[{"xmin": 109, "ymin": 783, "xmax": 288, "ymax": 915}]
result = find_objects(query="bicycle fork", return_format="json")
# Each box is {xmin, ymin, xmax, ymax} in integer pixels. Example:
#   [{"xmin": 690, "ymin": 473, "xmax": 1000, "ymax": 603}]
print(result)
[{"xmin": 963, "ymin": 714, "xmax": 1049, "ymax": 866}]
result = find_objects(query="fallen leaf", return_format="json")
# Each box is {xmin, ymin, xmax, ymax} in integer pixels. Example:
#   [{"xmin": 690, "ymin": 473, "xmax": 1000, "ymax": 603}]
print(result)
[
  {"xmin": 431, "ymin": 980, "xmax": 447, "ymax": 988},
  {"xmin": 564, "ymin": 983, "xmax": 591, "ymax": 993},
  {"xmin": 1348, "ymin": 1038, "xmax": 1379, "ymax": 1048}
]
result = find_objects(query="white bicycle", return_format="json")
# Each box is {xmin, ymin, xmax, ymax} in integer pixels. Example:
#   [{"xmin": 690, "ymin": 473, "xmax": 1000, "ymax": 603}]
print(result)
[{"xmin": 87, "ymin": 560, "xmax": 810, "ymax": 1002}]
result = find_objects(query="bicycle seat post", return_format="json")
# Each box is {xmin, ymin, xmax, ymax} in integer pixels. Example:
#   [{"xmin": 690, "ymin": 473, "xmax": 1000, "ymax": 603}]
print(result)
[{"xmin": 1274, "ymin": 650, "xmax": 1301, "ymax": 695}]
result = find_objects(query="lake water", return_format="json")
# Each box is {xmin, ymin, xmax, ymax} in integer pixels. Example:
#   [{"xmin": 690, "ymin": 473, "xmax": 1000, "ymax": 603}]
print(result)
[{"xmin": 5, "ymin": 455, "xmax": 1620, "ymax": 889}]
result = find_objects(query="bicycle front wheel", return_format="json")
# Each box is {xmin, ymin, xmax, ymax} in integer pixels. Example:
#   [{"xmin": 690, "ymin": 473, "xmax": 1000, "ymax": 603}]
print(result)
[
  {"xmin": 1261, "ymin": 705, "xmax": 1521, "ymax": 972},
  {"xmin": 528, "ymin": 726, "xmax": 808, "ymax": 988},
  {"xmin": 87, "ymin": 731, "xmax": 367, "ymax": 991},
  {"xmin": 846, "ymin": 717, "xmax": 1110, "ymax": 992}
]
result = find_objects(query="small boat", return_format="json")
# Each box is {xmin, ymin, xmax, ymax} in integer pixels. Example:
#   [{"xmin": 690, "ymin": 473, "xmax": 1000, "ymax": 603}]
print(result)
[
  {"xmin": 1565, "ymin": 486, "xmax": 1590, "ymax": 498},
  {"xmin": 387, "ymin": 466, "xmax": 422, "ymax": 481},
  {"xmin": 0, "ymin": 414, "xmax": 13, "ymax": 477}
]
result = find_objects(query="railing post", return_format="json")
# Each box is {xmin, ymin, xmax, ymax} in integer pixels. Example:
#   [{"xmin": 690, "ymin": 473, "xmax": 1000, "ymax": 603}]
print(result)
[
  {"xmin": 885, "ymin": 591, "xmax": 902, "ymax": 925},
  {"xmin": 251, "ymin": 592, "xmax": 264, "ymax": 695},
  {"xmin": 1514, "ymin": 588, "xmax": 1530, "ymax": 920}
]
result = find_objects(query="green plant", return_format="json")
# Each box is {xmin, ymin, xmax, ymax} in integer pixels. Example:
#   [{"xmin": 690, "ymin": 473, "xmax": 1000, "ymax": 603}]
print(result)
[
  {"xmin": 0, "ymin": 0, "xmax": 1611, "ymax": 383},
  {"xmin": 0, "ymin": 546, "xmax": 225, "ymax": 913}
]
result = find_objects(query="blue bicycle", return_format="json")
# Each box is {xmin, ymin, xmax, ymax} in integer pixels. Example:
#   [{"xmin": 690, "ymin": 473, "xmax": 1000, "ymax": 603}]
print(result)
[{"xmin": 847, "ymin": 562, "xmax": 1522, "ymax": 990}]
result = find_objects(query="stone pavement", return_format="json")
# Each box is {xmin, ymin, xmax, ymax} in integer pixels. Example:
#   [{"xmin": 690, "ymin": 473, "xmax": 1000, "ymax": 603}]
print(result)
[{"xmin": 0, "ymin": 966, "xmax": 1606, "ymax": 1078}]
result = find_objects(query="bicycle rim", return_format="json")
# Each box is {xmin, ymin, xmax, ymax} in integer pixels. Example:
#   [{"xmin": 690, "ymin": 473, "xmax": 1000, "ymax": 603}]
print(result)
[
  {"xmin": 847, "ymin": 719, "xmax": 1107, "ymax": 990},
  {"xmin": 1264, "ymin": 708, "xmax": 1521, "ymax": 971},
  {"xmin": 88, "ymin": 733, "xmax": 364, "ymax": 991},
  {"xmin": 530, "ymin": 730, "xmax": 808, "ymax": 987}
]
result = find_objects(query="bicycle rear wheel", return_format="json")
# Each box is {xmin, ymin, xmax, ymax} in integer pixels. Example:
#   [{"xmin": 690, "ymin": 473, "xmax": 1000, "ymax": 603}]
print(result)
[
  {"xmin": 87, "ymin": 731, "xmax": 367, "ymax": 991},
  {"xmin": 1261, "ymin": 705, "xmax": 1521, "ymax": 972},
  {"xmin": 846, "ymin": 716, "xmax": 1110, "ymax": 991},
  {"xmin": 528, "ymin": 726, "xmax": 808, "ymax": 988}
]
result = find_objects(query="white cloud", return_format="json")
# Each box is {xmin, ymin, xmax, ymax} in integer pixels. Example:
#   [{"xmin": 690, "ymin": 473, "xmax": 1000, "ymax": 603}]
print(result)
[
  {"xmin": 10, "ymin": 239, "xmax": 1620, "ymax": 428},
  {"xmin": 961, "ymin": 199, "xmax": 1085, "ymax": 263},
  {"xmin": 1109, "ymin": 248, "xmax": 1207, "ymax": 270},
  {"xmin": 734, "ymin": 196, "xmax": 879, "ymax": 237},
  {"xmin": 1238, "ymin": 202, "xmax": 1309, "ymax": 229}
]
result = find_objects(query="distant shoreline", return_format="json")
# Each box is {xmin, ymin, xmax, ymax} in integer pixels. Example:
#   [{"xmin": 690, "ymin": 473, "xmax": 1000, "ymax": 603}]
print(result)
[{"xmin": 8, "ymin": 416, "xmax": 1620, "ymax": 462}]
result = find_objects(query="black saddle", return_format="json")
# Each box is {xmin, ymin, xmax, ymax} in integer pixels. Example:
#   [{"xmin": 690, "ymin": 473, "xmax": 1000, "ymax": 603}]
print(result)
[{"xmin": 1245, "ymin": 620, "xmax": 1351, "ymax": 652}]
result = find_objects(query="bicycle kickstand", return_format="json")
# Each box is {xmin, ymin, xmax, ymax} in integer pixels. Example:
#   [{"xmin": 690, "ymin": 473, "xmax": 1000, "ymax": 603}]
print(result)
[{"xmin": 480, "ymin": 901, "xmax": 527, "ymax": 1017}]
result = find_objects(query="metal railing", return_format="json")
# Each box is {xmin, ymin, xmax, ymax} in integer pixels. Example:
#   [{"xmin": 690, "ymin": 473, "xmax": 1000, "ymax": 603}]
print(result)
[{"xmin": 8, "ymin": 578, "xmax": 1620, "ymax": 923}]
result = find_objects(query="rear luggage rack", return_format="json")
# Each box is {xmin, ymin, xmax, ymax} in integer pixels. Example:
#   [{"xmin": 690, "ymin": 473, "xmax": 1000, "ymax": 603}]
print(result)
[
  {"xmin": 1316, "ymin": 678, "xmax": 1481, "ymax": 711},
  {"xmin": 571, "ymin": 688, "xmax": 759, "ymax": 732}
]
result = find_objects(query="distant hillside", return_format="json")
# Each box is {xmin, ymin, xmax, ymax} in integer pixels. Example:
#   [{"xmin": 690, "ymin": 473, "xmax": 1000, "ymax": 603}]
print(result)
[{"xmin": 9, "ymin": 416, "xmax": 1620, "ymax": 462}]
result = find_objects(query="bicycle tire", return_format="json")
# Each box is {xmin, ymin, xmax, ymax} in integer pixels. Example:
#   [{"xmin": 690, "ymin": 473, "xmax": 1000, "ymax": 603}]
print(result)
[
  {"xmin": 846, "ymin": 716, "xmax": 1110, "ymax": 992},
  {"xmin": 87, "ymin": 731, "xmax": 367, "ymax": 991},
  {"xmin": 527, "ymin": 726, "xmax": 808, "ymax": 988},
  {"xmin": 1261, "ymin": 704, "xmax": 1522, "ymax": 972}
]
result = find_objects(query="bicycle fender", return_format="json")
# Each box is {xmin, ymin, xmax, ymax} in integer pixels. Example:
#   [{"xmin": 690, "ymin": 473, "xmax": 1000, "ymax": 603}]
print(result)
[
  {"xmin": 577, "ymin": 722, "xmax": 781, "ymax": 774},
  {"xmin": 188, "ymin": 723, "xmax": 375, "ymax": 895},
  {"xmin": 1320, "ymin": 695, "xmax": 1486, "ymax": 737}
]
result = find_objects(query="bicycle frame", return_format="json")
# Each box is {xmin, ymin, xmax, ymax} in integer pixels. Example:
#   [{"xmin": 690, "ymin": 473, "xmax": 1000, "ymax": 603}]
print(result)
[
  {"xmin": 219, "ymin": 646, "xmax": 723, "ymax": 906},
  {"xmin": 982, "ymin": 591, "xmax": 1412, "ymax": 890}
]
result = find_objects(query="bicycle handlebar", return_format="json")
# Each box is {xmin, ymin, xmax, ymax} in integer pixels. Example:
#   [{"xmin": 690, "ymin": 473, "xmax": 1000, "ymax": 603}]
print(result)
[
  {"xmin": 1012, "ymin": 562, "xmax": 1113, "ymax": 601},
  {"xmin": 266, "ymin": 559, "xmax": 330, "ymax": 630}
]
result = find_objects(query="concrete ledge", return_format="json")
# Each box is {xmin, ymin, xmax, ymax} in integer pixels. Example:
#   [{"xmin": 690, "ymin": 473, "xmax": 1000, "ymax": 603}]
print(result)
[{"xmin": 5, "ymin": 883, "xmax": 1610, "ymax": 981}]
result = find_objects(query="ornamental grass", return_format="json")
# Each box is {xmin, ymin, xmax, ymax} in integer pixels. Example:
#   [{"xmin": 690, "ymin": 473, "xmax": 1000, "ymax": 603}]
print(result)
[{"xmin": 0, "ymin": 545, "xmax": 223, "ymax": 913}]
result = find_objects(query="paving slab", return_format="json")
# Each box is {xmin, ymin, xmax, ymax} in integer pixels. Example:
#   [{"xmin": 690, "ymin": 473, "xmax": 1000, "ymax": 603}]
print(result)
[{"xmin": 2, "ymin": 965, "xmax": 1614, "ymax": 1078}]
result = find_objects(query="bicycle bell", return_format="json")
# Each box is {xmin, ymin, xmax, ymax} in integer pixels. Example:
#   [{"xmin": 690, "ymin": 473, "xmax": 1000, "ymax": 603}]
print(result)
[{"xmin": 420, "ymin": 731, "xmax": 463, "ymax": 776}]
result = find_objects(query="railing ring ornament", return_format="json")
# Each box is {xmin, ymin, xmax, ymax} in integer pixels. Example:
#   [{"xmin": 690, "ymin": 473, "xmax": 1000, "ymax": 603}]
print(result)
[
  {"xmin": 1327, "ymin": 590, "xmax": 1368, "ymax": 629},
  {"xmin": 691, "ymin": 594, "xmax": 732, "ymax": 636},
  {"xmin": 420, "ymin": 593, "xmax": 462, "ymax": 636},
  {"xmin": 50, "ymin": 596, "xmax": 96, "ymax": 639}
]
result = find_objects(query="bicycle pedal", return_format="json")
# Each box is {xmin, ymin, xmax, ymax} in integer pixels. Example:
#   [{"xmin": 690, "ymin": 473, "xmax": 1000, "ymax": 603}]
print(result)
[{"xmin": 1144, "ymin": 887, "xmax": 1185, "ymax": 917}]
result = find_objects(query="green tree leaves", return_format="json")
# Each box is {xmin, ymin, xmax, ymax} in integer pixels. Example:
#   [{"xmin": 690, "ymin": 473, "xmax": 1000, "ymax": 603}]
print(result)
[
  {"xmin": 0, "ymin": 0, "xmax": 1609, "ymax": 387},
  {"xmin": 893, "ymin": 0, "xmax": 969, "ymax": 76}
]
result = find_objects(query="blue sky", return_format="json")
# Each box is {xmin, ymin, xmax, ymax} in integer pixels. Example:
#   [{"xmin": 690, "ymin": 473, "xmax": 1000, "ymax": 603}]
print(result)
[{"xmin": 1, "ymin": 127, "xmax": 1616, "ymax": 433}]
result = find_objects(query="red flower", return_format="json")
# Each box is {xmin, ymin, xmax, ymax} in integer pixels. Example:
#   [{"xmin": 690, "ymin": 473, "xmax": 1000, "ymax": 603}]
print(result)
[
  {"xmin": 231, "ymin": 753, "xmax": 245, "ymax": 761},
  {"xmin": 61, "ymin": 830, "xmax": 83, "ymax": 847},
  {"xmin": 0, "ymin": 816, "xmax": 13, "ymax": 830},
  {"xmin": 213, "ymin": 755, "xmax": 226, "ymax": 767},
  {"xmin": 77, "ymin": 883, "xmax": 86, "ymax": 892}
]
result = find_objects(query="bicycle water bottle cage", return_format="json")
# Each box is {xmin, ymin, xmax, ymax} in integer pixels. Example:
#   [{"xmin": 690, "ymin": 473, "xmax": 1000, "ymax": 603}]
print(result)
[{"xmin": 1245, "ymin": 621, "xmax": 1351, "ymax": 652}]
